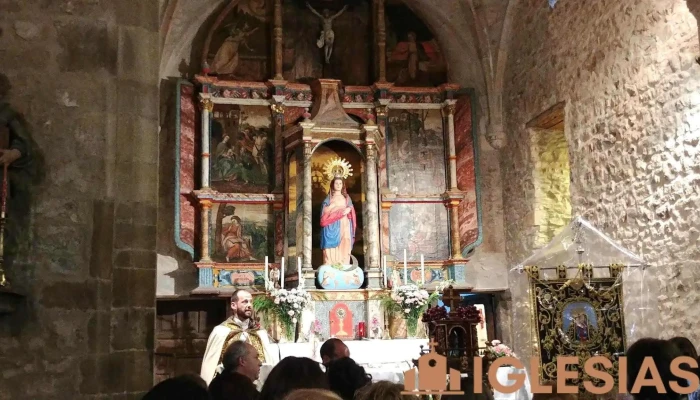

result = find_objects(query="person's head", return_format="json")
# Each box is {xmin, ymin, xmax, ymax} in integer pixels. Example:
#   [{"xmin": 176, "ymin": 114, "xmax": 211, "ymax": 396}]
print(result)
[
  {"xmin": 355, "ymin": 381, "xmax": 419, "ymax": 400},
  {"xmin": 325, "ymin": 357, "xmax": 372, "ymax": 400},
  {"xmin": 531, "ymin": 382, "xmax": 578, "ymax": 400},
  {"xmin": 328, "ymin": 177, "xmax": 347, "ymax": 196},
  {"xmin": 320, "ymin": 338, "xmax": 350, "ymax": 365},
  {"xmin": 231, "ymin": 289, "xmax": 253, "ymax": 320},
  {"xmin": 285, "ymin": 389, "xmax": 342, "ymax": 400},
  {"xmin": 142, "ymin": 374, "xmax": 210, "ymax": 400},
  {"xmin": 259, "ymin": 356, "xmax": 329, "ymax": 400},
  {"xmin": 669, "ymin": 337, "xmax": 698, "ymax": 359},
  {"xmin": 209, "ymin": 370, "xmax": 259, "ymax": 400},
  {"xmin": 222, "ymin": 341, "xmax": 262, "ymax": 381},
  {"xmin": 322, "ymin": 9, "xmax": 331, "ymax": 17},
  {"xmin": 626, "ymin": 338, "xmax": 684, "ymax": 400}
]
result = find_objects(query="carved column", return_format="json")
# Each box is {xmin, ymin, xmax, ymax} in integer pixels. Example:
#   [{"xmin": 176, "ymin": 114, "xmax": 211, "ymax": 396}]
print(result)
[
  {"xmin": 273, "ymin": 0, "xmax": 284, "ymax": 80},
  {"xmin": 446, "ymin": 197, "xmax": 463, "ymax": 260},
  {"xmin": 364, "ymin": 142, "xmax": 381, "ymax": 272},
  {"xmin": 302, "ymin": 141, "xmax": 313, "ymax": 272},
  {"xmin": 200, "ymin": 200, "xmax": 212, "ymax": 262},
  {"xmin": 375, "ymin": 0, "xmax": 387, "ymax": 82},
  {"xmin": 443, "ymin": 101, "xmax": 458, "ymax": 190},
  {"xmin": 271, "ymin": 103, "xmax": 285, "ymax": 192},
  {"xmin": 200, "ymin": 98, "xmax": 214, "ymax": 189}
]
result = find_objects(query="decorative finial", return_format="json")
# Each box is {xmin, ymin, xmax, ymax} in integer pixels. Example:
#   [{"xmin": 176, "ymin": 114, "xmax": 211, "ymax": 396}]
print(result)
[{"xmin": 303, "ymin": 107, "xmax": 311, "ymax": 121}]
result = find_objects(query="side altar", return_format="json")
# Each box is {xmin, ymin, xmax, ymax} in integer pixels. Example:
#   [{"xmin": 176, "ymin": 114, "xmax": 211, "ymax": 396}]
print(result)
[{"xmin": 172, "ymin": 0, "xmax": 482, "ymax": 341}]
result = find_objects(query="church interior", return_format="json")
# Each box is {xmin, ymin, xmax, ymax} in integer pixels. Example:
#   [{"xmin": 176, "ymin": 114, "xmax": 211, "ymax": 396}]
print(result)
[{"xmin": 1, "ymin": 0, "xmax": 700, "ymax": 398}]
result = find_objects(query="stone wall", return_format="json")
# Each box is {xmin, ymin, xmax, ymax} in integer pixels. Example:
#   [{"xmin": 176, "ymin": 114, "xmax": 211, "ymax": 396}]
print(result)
[
  {"xmin": 502, "ymin": 0, "xmax": 700, "ymax": 361},
  {"xmin": 531, "ymin": 128, "xmax": 571, "ymax": 246},
  {"xmin": 0, "ymin": 1, "xmax": 160, "ymax": 398}
]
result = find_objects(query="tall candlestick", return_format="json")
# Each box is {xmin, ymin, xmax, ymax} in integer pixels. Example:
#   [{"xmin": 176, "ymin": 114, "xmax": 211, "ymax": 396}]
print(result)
[
  {"xmin": 281, "ymin": 257, "xmax": 285, "ymax": 288},
  {"xmin": 383, "ymin": 256, "xmax": 387, "ymax": 288},
  {"xmin": 297, "ymin": 256, "xmax": 302, "ymax": 288},
  {"xmin": 420, "ymin": 255, "xmax": 425, "ymax": 286},
  {"xmin": 264, "ymin": 256, "xmax": 269, "ymax": 291},
  {"xmin": 403, "ymin": 249, "xmax": 407, "ymax": 285}
]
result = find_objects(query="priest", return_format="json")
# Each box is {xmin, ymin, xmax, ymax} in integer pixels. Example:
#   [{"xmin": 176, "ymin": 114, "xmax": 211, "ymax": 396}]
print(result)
[{"xmin": 200, "ymin": 289, "xmax": 277, "ymax": 385}]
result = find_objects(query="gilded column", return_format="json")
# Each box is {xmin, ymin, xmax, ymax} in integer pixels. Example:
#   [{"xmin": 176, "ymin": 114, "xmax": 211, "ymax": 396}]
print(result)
[
  {"xmin": 302, "ymin": 141, "xmax": 313, "ymax": 272},
  {"xmin": 271, "ymin": 103, "xmax": 285, "ymax": 192},
  {"xmin": 201, "ymin": 200, "xmax": 212, "ymax": 261},
  {"xmin": 376, "ymin": 0, "xmax": 386, "ymax": 82},
  {"xmin": 443, "ymin": 101, "xmax": 457, "ymax": 189},
  {"xmin": 447, "ymin": 199, "xmax": 463, "ymax": 260},
  {"xmin": 273, "ymin": 0, "xmax": 284, "ymax": 80},
  {"xmin": 200, "ymin": 98, "xmax": 214, "ymax": 189},
  {"xmin": 364, "ymin": 142, "xmax": 380, "ymax": 272}
]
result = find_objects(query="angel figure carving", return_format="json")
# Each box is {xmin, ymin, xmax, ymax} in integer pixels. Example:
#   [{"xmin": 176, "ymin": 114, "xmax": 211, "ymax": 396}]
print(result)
[
  {"xmin": 211, "ymin": 23, "xmax": 259, "ymax": 76},
  {"xmin": 306, "ymin": 2, "xmax": 347, "ymax": 64}
]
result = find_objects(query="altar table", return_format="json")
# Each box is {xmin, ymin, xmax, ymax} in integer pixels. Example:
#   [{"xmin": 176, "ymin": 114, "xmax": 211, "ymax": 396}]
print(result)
[{"xmin": 258, "ymin": 339, "xmax": 428, "ymax": 386}]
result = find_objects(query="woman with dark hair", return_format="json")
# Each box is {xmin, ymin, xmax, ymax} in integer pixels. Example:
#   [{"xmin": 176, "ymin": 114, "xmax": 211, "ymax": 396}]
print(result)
[
  {"xmin": 325, "ymin": 357, "xmax": 372, "ymax": 400},
  {"xmin": 258, "ymin": 356, "xmax": 329, "ymax": 400},
  {"xmin": 626, "ymin": 338, "xmax": 685, "ymax": 400}
]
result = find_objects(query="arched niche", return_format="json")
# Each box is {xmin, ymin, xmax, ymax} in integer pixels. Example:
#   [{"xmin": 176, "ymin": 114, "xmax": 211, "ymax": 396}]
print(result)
[
  {"xmin": 196, "ymin": 0, "xmax": 448, "ymax": 86},
  {"xmin": 309, "ymin": 140, "xmax": 365, "ymax": 271}
]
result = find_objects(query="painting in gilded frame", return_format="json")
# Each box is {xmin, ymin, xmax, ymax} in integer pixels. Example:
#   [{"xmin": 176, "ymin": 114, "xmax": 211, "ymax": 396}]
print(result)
[
  {"xmin": 530, "ymin": 276, "xmax": 626, "ymax": 395},
  {"xmin": 212, "ymin": 203, "xmax": 274, "ymax": 263},
  {"xmin": 210, "ymin": 105, "xmax": 273, "ymax": 193}
]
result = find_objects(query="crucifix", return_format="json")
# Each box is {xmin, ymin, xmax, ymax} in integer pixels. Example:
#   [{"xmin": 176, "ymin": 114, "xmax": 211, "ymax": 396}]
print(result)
[{"xmin": 442, "ymin": 285, "xmax": 461, "ymax": 314}]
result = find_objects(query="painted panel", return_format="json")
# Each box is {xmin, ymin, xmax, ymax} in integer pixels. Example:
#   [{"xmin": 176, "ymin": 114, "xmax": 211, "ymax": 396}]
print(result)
[
  {"xmin": 386, "ymin": 109, "xmax": 446, "ymax": 194},
  {"xmin": 176, "ymin": 82, "xmax": 196, "ymax": 256},
  {"xmin": 210, "ymin": 105, "xmax": 273, "ymax": 193},
  {"xmin": 388, "ymin": 203, "xmax": 449, "ymax": 261},
  {"xmin": 454, "ymin": 95, "xmax": 480, "ymax": 249},
  {"xmin": 385, "ymin": 3, "xmax": 447, "ymax": 87},
  {"xmin": 211, "ymin": 203, "xmax": 274, "ymax": 263}
]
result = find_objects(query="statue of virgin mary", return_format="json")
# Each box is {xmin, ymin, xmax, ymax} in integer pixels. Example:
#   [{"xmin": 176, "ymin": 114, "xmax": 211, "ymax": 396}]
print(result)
[{"xmin": 319, "ymin": 155, "xmax": 357, "ymax": 267}]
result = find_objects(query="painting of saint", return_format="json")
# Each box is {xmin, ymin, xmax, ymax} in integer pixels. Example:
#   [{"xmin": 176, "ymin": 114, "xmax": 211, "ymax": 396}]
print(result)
[
  {"xmin": 385, "ymin": 4, "xmax": 447, "ymax": 87},
  {"xmin": 320, "ymin": 177, "xmax": 356, "ymax": 266},
  {"xmin": 211, "ymin": 106, "xmax": 273, "ymax": 193},
  {"xmin": 562, "ymin": 302, "xmax": 598, "ymax": 344},
  {"xmin": 214, "ymin": 204, "xmax": 273, "ymax": 263}
]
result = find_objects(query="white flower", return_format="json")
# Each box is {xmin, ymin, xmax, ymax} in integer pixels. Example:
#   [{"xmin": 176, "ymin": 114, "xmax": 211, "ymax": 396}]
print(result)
[
  {"xmin": 293, "ymin": 303, "xmax": 299, "ymax": 309},
  {"xmin": 288, "ymin": 310, "xmax": 295, "ymax": 316},
  {"xmin": 292, "ymin": 317, "xmax": 298, "ymax": 323},
  {"xmin": 404, "ymin": 309, "xmax": 410, "ymax": 313},
  {"xmin": 491, "ymin": 340, "xmax": 501, "ymax": 346},
  {"xmin": 274, "ymin": 298, "xmax": 280, "ymax": 304}
]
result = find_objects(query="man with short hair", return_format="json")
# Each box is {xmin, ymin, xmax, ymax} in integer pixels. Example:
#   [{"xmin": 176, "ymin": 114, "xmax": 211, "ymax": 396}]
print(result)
[
  {"xmin": 320, "ymin": 338, "xmax": 350, "ymax": 366},
  {"xmin": 222, "ymin": 341, "xmax": 262, "ymax": 381},
  {"xmin": 208, "ymin": 342, "xmax": 262, "ymax": 400},
  {"xmin": 200, "ymin": 289, "xmax": 276, "ymax": 385}
]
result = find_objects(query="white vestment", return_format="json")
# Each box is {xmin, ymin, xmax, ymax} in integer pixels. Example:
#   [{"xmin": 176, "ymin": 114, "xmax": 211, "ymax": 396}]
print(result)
[{"xmin": 200, "ymin": 317, "xmax": 278, "ymax": 385}]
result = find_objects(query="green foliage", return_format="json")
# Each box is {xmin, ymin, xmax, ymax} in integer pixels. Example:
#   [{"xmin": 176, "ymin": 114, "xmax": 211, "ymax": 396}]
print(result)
[{"xmin": 252, "ymin": 295, "xmax": 294, "ymax": 340}]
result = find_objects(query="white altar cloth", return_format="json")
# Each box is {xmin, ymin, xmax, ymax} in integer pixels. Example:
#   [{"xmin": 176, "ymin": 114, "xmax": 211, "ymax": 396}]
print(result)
[{"xmin": 257, "ymin": 339, "xmax": 428, "ymax": 387}]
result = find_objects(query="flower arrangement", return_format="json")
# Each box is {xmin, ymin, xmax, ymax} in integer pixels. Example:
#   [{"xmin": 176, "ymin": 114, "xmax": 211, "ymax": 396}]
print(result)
[
  {"xmin": 380, "ymin": 284, "xmax": 440, "ymax": 337},
  {"xmin": 253, "ymin": 287, "xmax": 312, "ymax": 340},
  {"xmin": 484, "ymin": 340, "xmax": 515, "ymax": 361}
]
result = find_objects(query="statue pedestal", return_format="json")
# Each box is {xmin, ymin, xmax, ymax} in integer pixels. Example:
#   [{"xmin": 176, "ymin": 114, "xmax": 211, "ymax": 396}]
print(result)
[
  {"xmin": 316, "ymin": 264, "xmax": 364, "ymax": 290},
  {"xmin": 0, "ymin": 286, "xmax": 24, "ymax": 314}
]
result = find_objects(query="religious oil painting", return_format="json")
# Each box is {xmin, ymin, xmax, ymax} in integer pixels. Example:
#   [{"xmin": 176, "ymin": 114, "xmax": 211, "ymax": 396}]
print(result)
[
  {"xmin": 385, "ymin": 1, "xmax": 447, "ymax": 87},
  {"xmin": 282, "ymin": 0, "xmax": 371, "ymax": 85},
  {"xmin": 206, "ymin": 0, "xmax": 271, "ymax": 81},
  {"xmin": 215, "ymin": 269, "xmax": 265, "ymax": 288},
  {"xmin": 389, "ymin": 203, "xmax": 449, "ymax": 261},
  {"xmin": 212, "ymin": 203, "xmax": 274, "ymax": 263},
  {"xmin": 210, "ymin": 105, "xmax": 273, "ymax": 193},
  {"xmin": 386, "ymin": 108, "xmax": 446, "ymax": 195},
  {"xmin": 530, "ymin": 276, "xmax": 626, "ymax": 395},
  {"xmin": 310, "ymin": 141, "xmax": 364, "ymax": 269}
]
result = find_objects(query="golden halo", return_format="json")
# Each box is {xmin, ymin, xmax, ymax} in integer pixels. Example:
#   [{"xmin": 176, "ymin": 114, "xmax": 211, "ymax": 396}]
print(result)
[{"xmin": 323, "ymin": 157, "xmax": 353, "ymax": 180}]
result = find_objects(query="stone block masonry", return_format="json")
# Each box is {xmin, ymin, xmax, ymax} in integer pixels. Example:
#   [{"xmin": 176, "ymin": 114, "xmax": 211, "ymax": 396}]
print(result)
[
  {"xmin": 0, "ymin": 1, "xmax": 160, "ymax": 399},
  {"xmin": 502, "ymin": 0, "xmax": 700, "ymax": 364}
]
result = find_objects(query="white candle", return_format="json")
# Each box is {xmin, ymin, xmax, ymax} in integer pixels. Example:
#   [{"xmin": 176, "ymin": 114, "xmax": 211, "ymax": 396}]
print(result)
[
  {"xmin": 297, "ymin": 256, "xmax": 302, "ymax": 288},
  {"xmin": 281, "ymin": 257, "xmax": 285, "ymax": 288},
  {"xmin": 264, "ymin": 256, "xmax": 269, "ymax": 291},
  {"xmin": 383, "ymin": 256, "xmax": 387, "ymax": 288},
  {"xmin": 420, "ymin": 255, "xmax": 425, "ymax": 286},
  {"xmin": 403, "ymin": 249, "xmax": 407, "ymax": 285}
]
